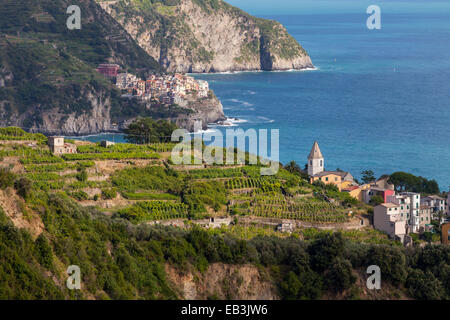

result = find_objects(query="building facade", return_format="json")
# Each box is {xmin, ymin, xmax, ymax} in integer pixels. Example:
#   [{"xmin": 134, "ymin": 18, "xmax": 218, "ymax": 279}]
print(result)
[
  {"xmin": 373, "ymin": 203, "xmax": 407, "ymax": 241},
  {"xmin": 307, "ymin": 141, "xmax": 324, "ymax": 176},
  {"xmin": 48, "ymin": 137, "xmax": 77, "ymax": 154}
]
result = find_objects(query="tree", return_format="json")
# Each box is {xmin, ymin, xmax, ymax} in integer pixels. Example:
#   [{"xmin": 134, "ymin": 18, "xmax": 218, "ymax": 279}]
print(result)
[
  {"xmin": 324, "ymin": 257, "xmax": 356, "ymax": 292},
  {"xmin": 124, "ymin": 117, "xmax": 178, "ymax": 144},
  {"xmin": 361, "ymin": 170, "xmax": 375, "ymax": 184},
  {"xmin": 284, "ymin": 161, "xmax": 302, "ymax": 175},
  {"xmin": 284, "ymin": 161, "xmax": 308, "ymax": 179},
  {"xmin": 406, "ymin": 269, "xmax": 445, "ymax": 300},
  {"xmin": 389, "ymin": 172, "xmax": 440, "ymax": 194},
  {"xmin": 309, "ymin": 233, "xmax": 345, "ymax": 272},
  {"xmin": 370, "ymin": 195, "xmax": 384, "ymax": 206},
  {"xmin": 34, "ymin": 234, "xmax": 53, "ymax": 269}
]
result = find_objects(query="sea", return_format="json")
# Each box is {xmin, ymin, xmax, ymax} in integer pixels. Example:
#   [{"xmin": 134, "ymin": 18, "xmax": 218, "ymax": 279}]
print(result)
[{"xmin": 71, "ymin": 0, "xmax": 450, "ymax": 190}]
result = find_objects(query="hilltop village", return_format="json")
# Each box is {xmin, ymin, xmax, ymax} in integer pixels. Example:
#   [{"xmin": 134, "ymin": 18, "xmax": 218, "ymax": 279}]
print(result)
[
  {"xmin": 306, "ymin": 142, "xmax": 450, "ymax": 245},
  {"xmin": 96, "ymin": 64, "xmax": 210, "ymax": 105}
]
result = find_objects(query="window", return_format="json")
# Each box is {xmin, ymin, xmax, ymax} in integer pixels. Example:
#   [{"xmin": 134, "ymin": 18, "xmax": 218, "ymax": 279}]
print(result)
[
  {"xmin": 335, "ymin": 177, "xmax": 338, "ymax": 181},
  {"xmin": 310, "ymin": 160, "xmax": 312, "ymax": 165},
  {"xmin": 326, "ymin": 177, "xmax": 329, "ymax": 181},
  {"xmin": 320, "ymin": 160, "xmax": 323, "ymax": 166},
  {"xmin": 401, "ymin": 206, "xmax": 403, "ymax": 210}
]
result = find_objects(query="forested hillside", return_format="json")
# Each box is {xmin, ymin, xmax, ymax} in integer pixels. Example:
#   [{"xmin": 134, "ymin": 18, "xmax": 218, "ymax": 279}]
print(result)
[
  {"xmin": 0, "ymin": 0, "xmax": 188, "ymax": 135},
  {"xmin": 0, "ymin": 130, "xmax": 449, "ymax": 300}
]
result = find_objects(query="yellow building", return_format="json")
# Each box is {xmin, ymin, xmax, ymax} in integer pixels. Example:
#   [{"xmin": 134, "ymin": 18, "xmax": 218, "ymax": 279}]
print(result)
[
  {"xmin": 310, "ymin": 171, "xmax": 355, "ymax": 191},
  {"xmin": 307, "ymin": 142, "xmax": 356, "ymax": 192}
]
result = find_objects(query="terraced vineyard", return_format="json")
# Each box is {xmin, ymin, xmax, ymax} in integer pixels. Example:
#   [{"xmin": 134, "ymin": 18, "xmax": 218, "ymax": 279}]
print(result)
[
  {"xmin": 117, "ymin": 201, "xmax": 189, "ymax": 223},
  {"xmin": 0, "ymin": 127, "xmax": 356, "ymax": 225},
  {"xmin": 224, "ymin": 177, "xmax": 278, "ymax": 189},
  {"xmin": 230, "ymin": 194, "xmax": 349, "ymax": 223}
]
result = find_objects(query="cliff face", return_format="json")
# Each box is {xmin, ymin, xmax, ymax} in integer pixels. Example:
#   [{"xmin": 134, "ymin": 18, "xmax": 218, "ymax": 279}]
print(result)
[
  {"xmin": 165, "ymin": 263, "xmax": 278, "ymax": 300},
  {"xmin": 0, "ymin": 0, "xmax": 224, "ymax": 135},
  {"xmin": 98, "ymin": 0, "xmax": 313, "ymax": 73}
]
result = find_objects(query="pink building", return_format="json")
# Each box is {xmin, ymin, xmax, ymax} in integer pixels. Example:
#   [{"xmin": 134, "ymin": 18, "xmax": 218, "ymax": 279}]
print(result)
[{"xmin": 96, "ymin": 64, "xmax": 120, "ymax": 77}]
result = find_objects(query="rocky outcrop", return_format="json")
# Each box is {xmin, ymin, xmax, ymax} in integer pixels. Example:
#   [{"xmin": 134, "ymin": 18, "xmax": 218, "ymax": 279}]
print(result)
[
  {"xmin": 165, "ymin": 263, "xmax": 278, "ymax": 300},
  {"xmin": 169, "ymin": 93, "xmax": 227, "ymax": 132},
  {"xmin": 0, "ymin": 87, "xmax": 225, "ymax": 135},
  {"xmin": 119, "ymin": 94, "xmax": 226, "ymax": 134},
  {"xmin": 99, "ymin": 0, "xmax": 313, "ymax": 73}
]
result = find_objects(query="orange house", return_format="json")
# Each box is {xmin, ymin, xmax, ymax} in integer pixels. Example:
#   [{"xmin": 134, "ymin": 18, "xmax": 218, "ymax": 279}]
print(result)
[{"xmin": 310, "ymin": 171, "xmax": 354, "ymax": 191}]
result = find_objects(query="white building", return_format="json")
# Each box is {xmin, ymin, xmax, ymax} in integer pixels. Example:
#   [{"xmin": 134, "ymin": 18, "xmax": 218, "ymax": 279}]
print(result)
[
  {"xmin": 48, "ymin": 137, "xmax": 77, "ymax": 155},
  {"xmin": 422, "ymin": 195, "xmax": 446, "ymax": 214},
  {"xmin": 374, "ymin": 203, "xmax": 407, "ymax": 241},
  {"xmin": 307, "ymin": 141, "xmax": 324, "ymax": 176},
  {"xmin": 197, "ymin": 80, "xmax": 209, "ymax": 97},
  {"xmin": 399, "ymin": 192, "xmax": 421, "ymax": 233}
]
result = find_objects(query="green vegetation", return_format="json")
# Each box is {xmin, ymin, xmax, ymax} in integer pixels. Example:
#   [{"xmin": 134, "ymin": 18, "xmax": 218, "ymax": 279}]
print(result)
[
  {"xmin": 117, "ymin": 201, "xmax": 188, "ymax": 222},
  {"xmin": 0, "ymin": 127, "xmax": 47, "ymax": 142},
  {"xmin": 124, "ymin": 118, "xmax": 178, "ymax": 144},
  {"xmin": 112, "ymin": 165, "xmax": 183, "ymax": 193},
  {"xmin": 0, "ymin": 131, "xmax": 448, "ymax": 300},
  {"xmin": 0, "ymin": 0, "xmax": 162, "ymax": 131},
  {"xmin": 62, "ymin": 151, "xmax": 160, "ymax": 161},
  {"xmin": 122, "ymin": 192, "xmax": 179, "ymax": 201},
  {"xmin": 389, "ymin": 171, "xmax": 440, "ymax": 194}
]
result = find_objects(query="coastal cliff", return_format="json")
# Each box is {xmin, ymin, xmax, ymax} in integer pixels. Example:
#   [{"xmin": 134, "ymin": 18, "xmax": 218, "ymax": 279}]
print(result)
[
  {"xmin": 98, "ymin": 0, "xmax": 314, "ymax": 73},
  {"xmin": 0, "ymin": 0, "xmax": 225, "ymax": 135}
]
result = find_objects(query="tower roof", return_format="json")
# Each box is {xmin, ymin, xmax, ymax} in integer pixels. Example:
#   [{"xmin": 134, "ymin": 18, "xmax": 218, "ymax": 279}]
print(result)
[{"xmin": 308, "ymin": 141, "xmax": 323, "ymax": 160}]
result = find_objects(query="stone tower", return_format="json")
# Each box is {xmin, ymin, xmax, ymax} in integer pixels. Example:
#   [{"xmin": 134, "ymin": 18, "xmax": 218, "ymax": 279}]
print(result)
[{"xmin": 307, "ymin": 141, "xmax": 324, "ymax": 176}]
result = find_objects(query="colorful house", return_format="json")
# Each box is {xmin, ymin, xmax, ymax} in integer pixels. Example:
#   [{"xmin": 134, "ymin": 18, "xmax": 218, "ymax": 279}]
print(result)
[{"xmin": 307, "ymin": 142, "xmax": 355, "ymax": 191}]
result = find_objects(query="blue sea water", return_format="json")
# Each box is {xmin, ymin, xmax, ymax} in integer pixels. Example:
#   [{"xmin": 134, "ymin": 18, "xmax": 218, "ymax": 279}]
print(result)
[
  {"xmin": 193, "ymin": 0, "xmax": 450, "ymax": 189},
  {"xmin": 76, "ymin": 0, "xmax": 450, "ymax": 189}
]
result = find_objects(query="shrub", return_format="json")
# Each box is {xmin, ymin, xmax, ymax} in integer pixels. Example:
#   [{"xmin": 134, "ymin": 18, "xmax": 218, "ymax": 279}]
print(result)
[
  {"xmin": 406, "ymin": 269, "xmax": 445, "ymax": 300},
  {"xmin": 70, "ymin": 191, "xmax": 89, "ymax": 201},
  {"xmin": 0, "ymin": 168, "xmax": 16, "ymax": 189},
  {"xmin": 34, "ymin": 234, "xmax": 53, "ymax": 269},
  {"xmin": 101, "ymin": 188, "xmax": 117, "ymax": 200},
  {"xmin": 76, "ymin": 168, "xmax": 88, "ymax": 182},
  {"xmin": 14, "ymin": 177, "xmax": 33, "ymax": 199},
  {"xmin": 324, "ymin": 257, "xmax": 356, "ymax": 292}
]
